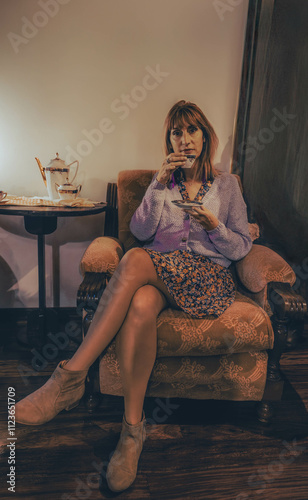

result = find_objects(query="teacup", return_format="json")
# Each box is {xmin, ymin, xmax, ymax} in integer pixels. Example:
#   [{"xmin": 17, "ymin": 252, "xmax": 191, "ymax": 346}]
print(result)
[
  {"xmin": 0, "ymin": 191, "xmax": 7, "ymax": 202},
  {"xmin": 183, "ymin": 155, "xmax": 196, "ymax": 168}
]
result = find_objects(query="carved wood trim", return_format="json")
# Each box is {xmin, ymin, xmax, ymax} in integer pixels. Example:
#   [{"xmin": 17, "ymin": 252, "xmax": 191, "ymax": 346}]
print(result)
[{"xmin": 266, "ymin": 282, "xmax": 307, "ymax": 381}]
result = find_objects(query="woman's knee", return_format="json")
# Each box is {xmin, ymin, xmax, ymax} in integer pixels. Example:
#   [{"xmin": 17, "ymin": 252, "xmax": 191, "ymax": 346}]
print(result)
[
  {"xmin": 129, "ymin": 285, "xmax": 166, "ymax": 321},
  {"xmin": 117, "ymin": 248, "xmax": 156, "ymax": 285},
  {"xmin": 121, "ymin": 247, "xmax": 152, "ymax": 271}
]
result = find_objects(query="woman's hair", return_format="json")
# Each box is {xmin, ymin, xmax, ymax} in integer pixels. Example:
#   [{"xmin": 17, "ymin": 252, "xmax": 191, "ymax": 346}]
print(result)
[{"xmin": 163, "ymin": 100, "xmax": 219, "ymax": 184}]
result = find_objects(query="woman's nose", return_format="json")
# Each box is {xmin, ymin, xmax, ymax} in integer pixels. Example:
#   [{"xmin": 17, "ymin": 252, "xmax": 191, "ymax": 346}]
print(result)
[{"xmin": 181, "ymin": 131, "xmax": 190, "ymax": 144}]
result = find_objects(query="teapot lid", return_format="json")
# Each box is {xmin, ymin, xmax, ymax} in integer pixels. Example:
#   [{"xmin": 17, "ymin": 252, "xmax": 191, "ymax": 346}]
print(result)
[
  {"xmin": 48, "ymin": 152, "xmax": 66, "ymax": 164},
  {"xmin": 51, "ymin": 152, "xmax": 63, "ymax": 162},
  {"xmin": 46, "ymin": 153, "xmax": 69, "ymax": 171}
]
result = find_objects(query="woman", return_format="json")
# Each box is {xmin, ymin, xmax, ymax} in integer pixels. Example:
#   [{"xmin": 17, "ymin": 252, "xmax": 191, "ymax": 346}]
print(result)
[{"xmin": 15, "ymin": 100, "xmax": 252, "ymax": 492}]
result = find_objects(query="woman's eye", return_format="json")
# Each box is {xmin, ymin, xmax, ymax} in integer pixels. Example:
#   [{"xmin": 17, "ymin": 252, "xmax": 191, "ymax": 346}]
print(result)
[
  {"xmin": 172, "ymin": 130, "xmax": 181, "ymax": 137},
  {"xmin": 188, "ymin": 126, "xmax": 197, "ymax": 133}
]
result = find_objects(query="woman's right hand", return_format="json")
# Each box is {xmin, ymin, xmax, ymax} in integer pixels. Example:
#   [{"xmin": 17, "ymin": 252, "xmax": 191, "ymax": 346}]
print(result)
[{"xmin": 156, "ymin": 153, "xmax": 187, "ymax": 185}]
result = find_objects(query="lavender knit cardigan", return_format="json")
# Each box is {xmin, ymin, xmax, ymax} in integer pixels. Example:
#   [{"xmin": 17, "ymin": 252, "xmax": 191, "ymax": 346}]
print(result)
[{"xmin": 129, "ymin": 172, "xmax": 252, "ymax": 268}]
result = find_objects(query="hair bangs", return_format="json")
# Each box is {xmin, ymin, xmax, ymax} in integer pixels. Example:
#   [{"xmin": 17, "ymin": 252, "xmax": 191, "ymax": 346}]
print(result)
[{"xmin": 170, "ymin": 107, "xmax": 201, "ymax": 131}]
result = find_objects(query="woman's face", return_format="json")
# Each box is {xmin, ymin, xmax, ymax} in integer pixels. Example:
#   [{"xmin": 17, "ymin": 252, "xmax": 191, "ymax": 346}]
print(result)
[{"xmin": 169, "ymin": 122, "xmax": 204, "ymax": 159}]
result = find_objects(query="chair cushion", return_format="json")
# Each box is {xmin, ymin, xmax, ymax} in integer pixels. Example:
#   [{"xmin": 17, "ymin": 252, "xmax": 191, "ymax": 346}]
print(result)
[
  {"xmin": 99, "ymin": 291, "xmax": 272, "ymax": 401},
  {"xmin": 99, "ymin": 348, "xmax": 268, "ymax": 401},
  {"xmin": 155, "ymin": 292, "xmax": 273, "ymax": 357}
]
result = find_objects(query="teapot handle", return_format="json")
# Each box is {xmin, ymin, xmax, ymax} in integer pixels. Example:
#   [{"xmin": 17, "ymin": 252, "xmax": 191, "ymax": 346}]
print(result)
[
  {"xmin": 35, "ymin": 157, "xmax": 47, "ymax": 186},
  {"xmin": 67, "ymin": 160, "xmax": 79, "ymax": 184}
]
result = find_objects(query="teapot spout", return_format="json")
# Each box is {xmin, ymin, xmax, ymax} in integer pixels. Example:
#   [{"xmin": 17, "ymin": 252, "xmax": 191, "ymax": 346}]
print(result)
[{"xmin": 35, "ymin": 157, "xmax": 47, "ymax": 186}]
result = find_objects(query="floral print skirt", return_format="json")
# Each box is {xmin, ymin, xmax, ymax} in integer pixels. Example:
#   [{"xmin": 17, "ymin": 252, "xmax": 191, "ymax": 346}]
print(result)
[{"xmin": 144, "ymin": 249, "xmax": 235, "ymax": 318}]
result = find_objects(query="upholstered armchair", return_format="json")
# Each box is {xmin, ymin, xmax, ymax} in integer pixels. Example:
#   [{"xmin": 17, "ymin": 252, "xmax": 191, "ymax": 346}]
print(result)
[{"xmin": 77, "ymin": 170, "xmax": 307, "ymax": 423}]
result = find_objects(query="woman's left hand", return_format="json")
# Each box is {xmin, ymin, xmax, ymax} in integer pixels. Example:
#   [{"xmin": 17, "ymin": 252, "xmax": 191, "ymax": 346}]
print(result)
[{"xmin": 184, "ymin": 206, "xmax": 219, "ymax": 231}]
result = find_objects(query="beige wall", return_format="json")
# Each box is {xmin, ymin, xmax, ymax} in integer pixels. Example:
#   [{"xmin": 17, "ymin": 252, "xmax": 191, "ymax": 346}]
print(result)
[{"xmin": 0, "ymin": 0, "xmax": 248, "ymax": 307}]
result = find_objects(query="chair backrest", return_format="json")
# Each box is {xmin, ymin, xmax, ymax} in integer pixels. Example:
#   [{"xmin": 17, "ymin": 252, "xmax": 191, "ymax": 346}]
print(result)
[
  {"xmin": 115, "ymin": 169, "xmax": 245, "ymax": 252},
  {"xmin": 117, "ymin": 169, "xmax": 157, "ymax": 251}
]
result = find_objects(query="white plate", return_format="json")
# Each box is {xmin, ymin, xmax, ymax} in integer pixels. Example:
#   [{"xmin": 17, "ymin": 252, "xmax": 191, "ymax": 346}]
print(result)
[{"xmin": 172, "ymin": 200, "xmax": 203, "ymax": 209}]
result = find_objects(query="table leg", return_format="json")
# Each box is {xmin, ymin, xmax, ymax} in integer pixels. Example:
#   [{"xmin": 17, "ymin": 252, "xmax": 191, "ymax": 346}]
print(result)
[
  {"xmin": 52, "ymin": 242, "xmax": 60, "ymax": 308},
  {"xmin": 37, "ymin": 233, "xmax": 46, "ymax": 309},
  {"xmin": 23, "ymin": 216, "xmax": 58, "ymax": 346},
  {"xmin": 37, "ymin": 233, "xmax": 46, "ymax": 341}
]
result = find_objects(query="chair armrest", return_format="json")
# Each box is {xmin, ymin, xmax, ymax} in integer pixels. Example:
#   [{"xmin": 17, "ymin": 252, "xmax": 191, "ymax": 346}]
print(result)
[
  {"xmin": 235, "ymin": 244, "xmax": 296, "ymax": 293},
  {"xmin": 80, "ymin": 237, "xmax": 124, "ymax": 276}
]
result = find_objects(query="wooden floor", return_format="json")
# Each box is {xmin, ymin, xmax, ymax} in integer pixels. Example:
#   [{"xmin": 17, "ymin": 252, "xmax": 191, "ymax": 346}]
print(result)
[{"xmin": 1, "ymin": 320, "xmax": 308, "ymax": 500}]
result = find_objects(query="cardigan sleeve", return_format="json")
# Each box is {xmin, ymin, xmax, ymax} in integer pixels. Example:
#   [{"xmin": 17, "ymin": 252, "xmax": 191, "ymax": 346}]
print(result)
[
  {"xmin": 129, "ymin": 174, "xmax": 166, "ymax": 241},
  {"xmin": 207, "ymin": 175, "xmax": 252, "ymax": 261}
]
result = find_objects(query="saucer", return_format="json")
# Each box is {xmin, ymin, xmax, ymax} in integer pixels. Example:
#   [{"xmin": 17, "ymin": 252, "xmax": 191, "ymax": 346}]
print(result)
[{"xmin": 172, "ymin": 200, "xmax": 203, "ymax": 209}]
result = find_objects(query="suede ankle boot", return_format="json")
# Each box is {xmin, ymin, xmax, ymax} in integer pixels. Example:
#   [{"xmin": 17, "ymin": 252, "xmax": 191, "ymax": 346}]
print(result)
[
  {"xmin": 15, "ymin": 360, "xmax": 88, "ymax": 425},
  {"xmin": 106, "ymin": 412, "xmax": 147, "ymax": 492}
]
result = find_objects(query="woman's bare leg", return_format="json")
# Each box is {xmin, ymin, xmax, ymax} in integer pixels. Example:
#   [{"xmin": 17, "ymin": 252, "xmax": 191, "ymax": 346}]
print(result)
[
  {"xmin": 115, "ymin": 285, "xmax": 167, "ymax": 425},
  {"xmin": 65, "ymin": 248, "xmax": 176, "ymax": 372}
]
